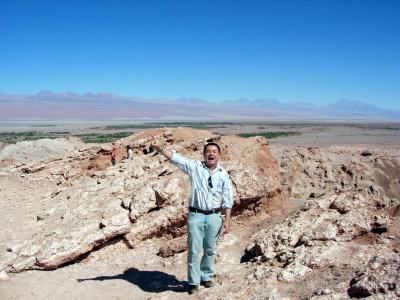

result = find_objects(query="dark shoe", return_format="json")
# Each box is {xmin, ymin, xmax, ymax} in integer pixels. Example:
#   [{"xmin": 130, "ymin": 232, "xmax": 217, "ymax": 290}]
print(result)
[
  {"xmin": 188, "ymin": 285, "xmax": 199, "ymax": 294},
  {"xmin": 200, "ymin": 280, "xmax": 214, "ymax": 288}
]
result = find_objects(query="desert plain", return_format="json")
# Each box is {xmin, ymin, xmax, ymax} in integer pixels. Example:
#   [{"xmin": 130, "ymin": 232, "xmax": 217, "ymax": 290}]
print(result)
[{"xmin": 0, "ymin": 121, "xmax": 399, "ymax": 300}]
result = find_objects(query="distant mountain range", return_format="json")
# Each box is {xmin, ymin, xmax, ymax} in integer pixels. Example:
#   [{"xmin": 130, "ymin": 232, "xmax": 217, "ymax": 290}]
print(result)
[{"xmin": 0, "ymin": 91, "xmax": 399, "ymax": 121}]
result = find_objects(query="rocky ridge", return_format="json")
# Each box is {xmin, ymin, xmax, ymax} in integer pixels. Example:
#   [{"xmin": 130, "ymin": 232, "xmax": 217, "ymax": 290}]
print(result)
[
  {"xmin": 1, "ymin": 129, "xmax": 399, "ymax": 299},
  {"xmin": 0, "ymin": 128, "xmax": 281, "ymax": 273}
]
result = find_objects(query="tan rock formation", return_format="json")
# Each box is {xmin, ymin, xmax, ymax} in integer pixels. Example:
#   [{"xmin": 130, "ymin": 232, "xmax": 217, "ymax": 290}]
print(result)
[
  {"xmin": 2, "ymin": 130, "xmax": 399, "ymax": 299},
  {"xmin": 0, "ymin": 128, "xmax": 281, "ymax": 274},
  {"xmin": 271, "ymin": 145, "xmax": 400, "ymax": 201}
]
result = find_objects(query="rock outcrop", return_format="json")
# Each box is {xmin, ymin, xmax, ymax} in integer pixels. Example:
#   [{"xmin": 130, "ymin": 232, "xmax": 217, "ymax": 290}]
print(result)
[
  {"xmin": 271, "ymin": 145, "xmax": 400, "ymax": 201},
  {"xmin": 0, "ymin": 138, "xmax": 85, "ymax": 163},
  {"xmin": 214, "ymin": 145, "xmax": 400, "ymax": 299},
  {"xmin": 348, "ymin": 253, "xmax": 400, "ymax": 299},
  {"xmin": 2, "ymin": 130, "xmax": 400, "ymax": 300},
  {"xmin": 0, "ymin": 128, "xmax": 281, "ymax": 273}
]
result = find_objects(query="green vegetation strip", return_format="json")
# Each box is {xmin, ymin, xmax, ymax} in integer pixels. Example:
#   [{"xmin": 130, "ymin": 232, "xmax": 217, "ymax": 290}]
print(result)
[
  {"xmin": 0, "ymin": 131, "xmax": 132, "ymax": 145},
  {"xmin": 92, "ymin": 122, "xmax": 234, "ymax": 130},
  {"xmin": 239, "ymin": 131, "xmax": 300, "ymax": 139},
  {"xmin": 0, "ymin": 130, "xmax": 301, "ymax": 145},
  {"xmin": 76, "ymin": 132, "xmax": 132, "ymax": 143},
  {"xmin": 0, "ymin": 131, "xmax": 70, "ymax": 144}
]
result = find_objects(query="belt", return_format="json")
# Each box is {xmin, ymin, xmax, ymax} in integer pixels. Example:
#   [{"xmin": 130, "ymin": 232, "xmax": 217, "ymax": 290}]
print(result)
[{"xmin": 189, "ymin": 206, "xmax": 221, "ymax": 215}]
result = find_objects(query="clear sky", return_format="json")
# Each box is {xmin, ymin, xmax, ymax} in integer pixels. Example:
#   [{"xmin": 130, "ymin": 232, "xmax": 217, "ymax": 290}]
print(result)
[{"xmin": 1, "ymin": 0, "xmax": 399, "ymax": 109}]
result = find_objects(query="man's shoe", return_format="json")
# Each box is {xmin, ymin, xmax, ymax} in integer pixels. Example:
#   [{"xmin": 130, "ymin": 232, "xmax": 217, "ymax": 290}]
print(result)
[
  {"xmin": 188, "ymin": 285, "xmax": 199, "ymax": 294},
  {"xmin": 200, "ymin": 280, "xmax": 214, "ymax": 288}
]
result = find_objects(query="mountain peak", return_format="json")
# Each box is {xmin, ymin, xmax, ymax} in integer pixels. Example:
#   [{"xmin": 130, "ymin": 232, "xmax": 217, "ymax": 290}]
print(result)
[
  {"xmin": 36, "ymin": 90, "xmax": 55, "ymax": 96},
  {"xmin": 326, "ymin": 99, "xmax": 379, "ymax": 110}
]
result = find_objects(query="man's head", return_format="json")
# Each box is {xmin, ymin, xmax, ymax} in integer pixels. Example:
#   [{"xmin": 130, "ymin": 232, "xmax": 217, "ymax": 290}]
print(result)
[{"xmin": 203, "ymin": 142, "xmax": 220, "ymax": 169}]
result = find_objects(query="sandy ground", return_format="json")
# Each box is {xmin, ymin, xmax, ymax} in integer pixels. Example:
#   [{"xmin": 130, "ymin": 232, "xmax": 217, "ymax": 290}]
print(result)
[
  {"xmin": 1, "ymin": 238, "xmax": 189, "ymax": 300},
  {"xmin": 267, "ymin": 125, "xmax": 400, "ymax": 147},
  {"xmin": 1, "ymin": 213, "xmax": 272, "ymax": 300}
]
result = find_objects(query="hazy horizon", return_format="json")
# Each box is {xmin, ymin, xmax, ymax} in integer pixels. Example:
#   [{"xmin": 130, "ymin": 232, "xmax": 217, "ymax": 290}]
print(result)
[
  {"xmin": 1, "ymin": 90, "xmax": 399, "ymax": 111},
  {"xmin": 1, "ymin": 0, "xmax": 399, "ymax": 110}
]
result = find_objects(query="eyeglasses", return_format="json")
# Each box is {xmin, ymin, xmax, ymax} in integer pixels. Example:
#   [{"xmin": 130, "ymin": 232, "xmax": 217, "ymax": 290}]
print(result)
[{"xmin": 208, "ymin": 176, "xmax": 213, "ymax": 188}]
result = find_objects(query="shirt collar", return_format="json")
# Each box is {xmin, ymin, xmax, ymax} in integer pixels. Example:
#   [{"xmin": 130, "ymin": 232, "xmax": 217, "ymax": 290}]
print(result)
[{"xmin": 202, "ymin": 161, "xmax": 222, "ymax": 172}]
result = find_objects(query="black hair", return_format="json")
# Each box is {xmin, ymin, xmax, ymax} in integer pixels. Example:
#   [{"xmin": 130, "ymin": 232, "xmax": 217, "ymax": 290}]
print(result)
[{"xmin": 203, "ymin": 142, "xmax": 220, "ymax": 154}]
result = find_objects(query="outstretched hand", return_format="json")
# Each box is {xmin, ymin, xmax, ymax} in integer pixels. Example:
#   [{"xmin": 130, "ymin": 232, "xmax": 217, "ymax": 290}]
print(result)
[
  {"xmin": 150, "ymin": 136, "xmax": 172, "ymax": 159},
  {"xmin": 150, "ymin": 136, "xmax": 162, "ymax": 152}
]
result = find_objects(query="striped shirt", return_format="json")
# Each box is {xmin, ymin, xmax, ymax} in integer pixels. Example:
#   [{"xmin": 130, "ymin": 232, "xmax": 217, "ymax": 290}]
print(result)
[{"xmin": 170, "ymin": 151, "xmax": 233, "ymax": 210}]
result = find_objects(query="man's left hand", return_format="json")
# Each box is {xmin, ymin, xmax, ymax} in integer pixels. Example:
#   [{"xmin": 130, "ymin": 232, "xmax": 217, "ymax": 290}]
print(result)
[{"xmin": 221, "ymin": 221, "xmax": 230, "ymax": 234}]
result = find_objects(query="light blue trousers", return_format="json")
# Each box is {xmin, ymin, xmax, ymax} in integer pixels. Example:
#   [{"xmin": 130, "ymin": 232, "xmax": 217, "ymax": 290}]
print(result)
[{"xmin": 187, "ymin": 211, "xmax": 223, "ymax": 285}]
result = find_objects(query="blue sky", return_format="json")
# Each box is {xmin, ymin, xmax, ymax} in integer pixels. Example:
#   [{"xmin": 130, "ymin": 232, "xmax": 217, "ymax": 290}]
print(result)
[{"xmin": 1, "ymin": 0, "xmax": 399, "ymax": 109}]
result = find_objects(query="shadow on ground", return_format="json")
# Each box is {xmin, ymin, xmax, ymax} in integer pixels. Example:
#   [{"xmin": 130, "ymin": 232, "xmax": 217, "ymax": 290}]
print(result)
[{"xmin": 77, "ymin": 267, "xmax": 188, "ymax": 293}]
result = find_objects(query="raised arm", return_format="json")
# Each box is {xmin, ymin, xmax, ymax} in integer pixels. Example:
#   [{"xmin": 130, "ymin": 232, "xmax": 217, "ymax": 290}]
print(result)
[{"xmin": 150, "ymin": 137, "xmax": 196, "ymax": 175}]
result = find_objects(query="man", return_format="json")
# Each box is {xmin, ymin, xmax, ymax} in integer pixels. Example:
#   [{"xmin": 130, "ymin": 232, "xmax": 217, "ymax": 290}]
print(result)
[
  {"xmin": 127, "ymin": 145, "xmax": 133, "ymax": 159},
  {"xmin": 151, "ymin": 141, "xmax": 233, "ymax": 294},
  {"xmin": 111, "ymin": 143, "xmax": 117, "ymax": 166}
]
